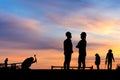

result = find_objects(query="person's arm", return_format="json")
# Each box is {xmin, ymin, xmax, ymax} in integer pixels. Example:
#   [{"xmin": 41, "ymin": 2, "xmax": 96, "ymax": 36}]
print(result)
[
  {"xmin": 76, "ymin": 41, "xmax": 80, "ymax": 48},
  {"xmin": 33, "ymin": 55, "xmax": 37, "ymax": 63},
  {"xmin": 112, "ymin": 54, "xmax": 115, "ymax": 62},
  {"xmin": 63, "ymin": 40, "xmax": 67, "ymax": 55},
  {"xmin": 71, "ymin": 40, "xmax": 73, "ymax": 53},
  {"xmin": 105, "ymin": 54, "xmax": 108, "ymax": 65}
]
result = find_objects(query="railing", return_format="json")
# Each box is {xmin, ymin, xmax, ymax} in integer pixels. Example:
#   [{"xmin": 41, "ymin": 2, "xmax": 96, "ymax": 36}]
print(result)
[
  {"xmin": 51, "ymin": 65, "xmax": 93, "ymax": 70},
  {"xmin": 0, "ymin": 62, "xmax": 22, "ymax": 69}
]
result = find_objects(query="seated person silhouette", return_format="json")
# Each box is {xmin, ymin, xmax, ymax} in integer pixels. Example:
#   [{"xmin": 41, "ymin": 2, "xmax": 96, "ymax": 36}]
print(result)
[{"xmin": 21, "ymin": 55, "xmax": 37, "ymax": 70}]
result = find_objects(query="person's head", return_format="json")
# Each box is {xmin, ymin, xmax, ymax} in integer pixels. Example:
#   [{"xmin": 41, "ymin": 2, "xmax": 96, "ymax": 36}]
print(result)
[
  {"xmin": 95, "ymin": 53, "xmax": 99, "ymax": 57},
  {"xmin": 65, "ymin": 31, "xmax": 72, "ymax": 39},
  {"xmin": 5, "ymin": 58, "xmax": 8, "ymax": 62},
  {"xmin": 29, "ymin": 57, "xmax": 34, "ymax": 61},
  {"xmin": 108, "ymin": 49, "xmax": 112, "ymax": 53},
  {"xmin": 81, "ymin": 32, "xmax": 86, "ymax": 39}
]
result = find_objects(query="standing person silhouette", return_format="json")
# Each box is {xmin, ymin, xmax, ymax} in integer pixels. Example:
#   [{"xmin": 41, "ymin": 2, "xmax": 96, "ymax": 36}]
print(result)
[
  {"xmin": 105, "ymin": 49, "xmax": 115, "ymax": 70},
  {"xmin": 63, "ymin": 31, "xmax": 73, "ymax": 70},
  {"xmin": 4, "ymin": 58, "xmax": 8, "ymax": 69},
  {"xmin": 21, "ymin": 55, "xmax": 37, "ymax": 70},
  {"xmin": 76, "ymin": 32, "xmax": 87, "ymax": 70},
  {"xmin": 95, "ymin": 53, "xmax": 100, "ymax": 70}
]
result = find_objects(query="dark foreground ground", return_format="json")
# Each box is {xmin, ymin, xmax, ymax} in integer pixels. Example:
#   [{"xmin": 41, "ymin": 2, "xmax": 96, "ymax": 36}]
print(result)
[{"xmin": 0, "ymin": 69, "xmax": 120, "ymax": 80}]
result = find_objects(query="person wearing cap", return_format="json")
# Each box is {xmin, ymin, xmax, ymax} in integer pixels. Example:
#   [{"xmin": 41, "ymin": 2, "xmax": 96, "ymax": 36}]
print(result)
[{"xmin": 76, "ymin": 32, "xmax": 87, "ymax": 70}]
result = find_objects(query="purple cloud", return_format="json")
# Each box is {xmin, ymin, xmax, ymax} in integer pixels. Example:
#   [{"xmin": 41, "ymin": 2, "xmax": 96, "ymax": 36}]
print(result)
[{"xmin": 0, "ymin": 13, "xmax": 62, "ymax": 50}]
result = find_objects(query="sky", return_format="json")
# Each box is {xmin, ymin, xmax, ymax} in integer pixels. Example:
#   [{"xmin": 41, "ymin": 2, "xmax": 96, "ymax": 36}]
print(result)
[{"xmin": 0, "ymin": 0, "xmax": 120, "ymax": 69}]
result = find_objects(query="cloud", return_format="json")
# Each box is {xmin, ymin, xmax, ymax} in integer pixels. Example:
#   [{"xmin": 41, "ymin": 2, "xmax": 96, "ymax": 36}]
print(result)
[
  {"xmin": 0, "ymin": 13, "xmax": 63, "ymax": 50},
  {"xmin": 46, "ymin": 9, "xmax": 120, "ymax": 55},
  {"xmin": 88, "ymin": 42, "xmax": 108, "ymax": 47},
  {"xmin": 0, "ymin": 13, "xmax": 43, "ymax": 39},
  {"xmin": 45, "ymin": 0, "xmax": 120, "ymax": 38},
  {"xmin": 1, "ymin": 0, "xmax": 120, "ymax": 52},
  {"xmin": 47, "ymin": 12, "xmax": 120, "ymax": 39}
]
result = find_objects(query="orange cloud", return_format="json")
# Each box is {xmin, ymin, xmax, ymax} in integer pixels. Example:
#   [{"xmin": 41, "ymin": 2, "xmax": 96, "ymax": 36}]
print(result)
[{"xmin": 47, "ymin": 13, "xmax": 120, "ymax": 35}]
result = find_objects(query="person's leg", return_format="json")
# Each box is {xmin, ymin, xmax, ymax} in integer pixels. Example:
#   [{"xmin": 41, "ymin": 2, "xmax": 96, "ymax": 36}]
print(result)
[
  {"xmin": 64, "ymin": 54, "xmax": 67, "ymax": 70},
  {"xmin": 110, "ymin": 62, "xmax": 112, "ymax": 70},
  {"xmin": 78, "ymin": 55, "xmax": 81, "ymax": 70},
  {"xmin": 83, "ymin": 56, "xmax": 86, "ymax": 70},
  {"xmin": 108, "ymin": 62, "xmax": 110, "ymax": 70},
  {"xmin": 67, "ymin": 54, "xmax": 71, "ymax": 70},
  {"xmin": 107, "ymin": 63, "xmax": 109, "ymax": 70},
  {"xmin": 97, "ymin": 65, "xmax": 99, "ymax": 70},
  {"xmin": 67, "ymin": 63, "xmax": 70, "ymax": 70}
]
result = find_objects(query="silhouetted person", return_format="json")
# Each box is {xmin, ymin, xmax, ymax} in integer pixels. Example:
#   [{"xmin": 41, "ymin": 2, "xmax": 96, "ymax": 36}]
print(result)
[
  {"xmin": 95, "ymin": 53, "xmax": 100, "ymax": 70},
  {"xmin": 105, "ymin": 49, "xmax": 115, "ymax": 70},
  {"xmin": 21, "ymin": 55, "xmax": 37, "ymax": 70},
  {"xmin": 4, "ymin": 58, "xmax": 8, "ymax": 69},
  {"xmin": 63, "ymin": 31, "xmax": 73, "ymax": 70},
  {"xmin": 76, "ymin": 32, "xmax": 87, "ymax": 70}
]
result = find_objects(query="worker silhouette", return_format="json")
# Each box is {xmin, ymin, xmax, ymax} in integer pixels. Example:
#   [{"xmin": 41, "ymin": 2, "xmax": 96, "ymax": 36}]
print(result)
[
  {"xmin": 21, "ymin": 55, "xmax": 37, "ymax": 70},
  {"xmin": 95, "ymin": 53, "xmax": 100, "ymax": 70},
  {"xmin": 76, "ymin": 32, "xmax": 87, "ymax": 70},
  {"xmin": 105, "ymin": 49, "xmax": 115, "ymax": 70},
  {"xmin": 63, "ymin": 31, "xmax": 73, "ymax": 70}
]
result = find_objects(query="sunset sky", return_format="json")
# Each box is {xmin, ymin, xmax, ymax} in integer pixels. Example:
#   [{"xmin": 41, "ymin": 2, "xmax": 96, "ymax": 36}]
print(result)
[{"xmin": 0, "ymin": 0, "xmax": 120, "ymax": 69}]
